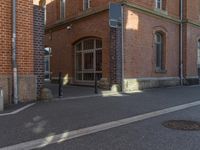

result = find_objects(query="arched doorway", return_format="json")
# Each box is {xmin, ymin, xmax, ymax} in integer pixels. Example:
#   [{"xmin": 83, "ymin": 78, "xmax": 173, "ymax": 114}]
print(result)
[
  {"xmin": 44, "ymin": 47, "xmax": 51, "ymax": 81},
  {"xmin": 74, "ymin": 38, "xmax": 102, "ymax": 84}
]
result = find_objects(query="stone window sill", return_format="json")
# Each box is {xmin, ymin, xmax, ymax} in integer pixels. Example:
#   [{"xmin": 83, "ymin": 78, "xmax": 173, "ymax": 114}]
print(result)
[
  {"xmin": 155, "ymin": 68, "xmax": 167, "ymax": 73},
  {"xmin": 154, "ymin": 8, "xmax": 168, "ymax": 15}
]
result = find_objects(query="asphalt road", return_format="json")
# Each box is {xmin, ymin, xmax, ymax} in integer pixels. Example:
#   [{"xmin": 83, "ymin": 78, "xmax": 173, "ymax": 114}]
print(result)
[
  {"xmin": 0, "ymin": 86, "xmax": 200, "ymax": 149},
  {"xmin": 39, "ymin": 105, "xmax": 200, "ymax": 150}
]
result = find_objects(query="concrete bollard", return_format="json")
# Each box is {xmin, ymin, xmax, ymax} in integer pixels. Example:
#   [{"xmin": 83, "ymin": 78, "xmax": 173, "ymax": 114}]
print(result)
[{"xmin": 0, "ymin": 88, "xmax": 4, "ymax": 112}]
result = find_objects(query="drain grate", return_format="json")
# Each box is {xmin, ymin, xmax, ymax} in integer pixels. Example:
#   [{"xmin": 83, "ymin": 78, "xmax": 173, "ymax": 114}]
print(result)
[{"xmin": 162, "ymin": 120, "xmax": 200, "ymax": 131}]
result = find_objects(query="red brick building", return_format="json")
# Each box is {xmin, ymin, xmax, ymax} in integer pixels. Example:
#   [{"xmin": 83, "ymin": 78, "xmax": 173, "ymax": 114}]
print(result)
[
  {"xmin": 0, "ymin": 0, "xmax": 44, "ymax": 104},
  {"xmin": 45, "ymin": 0, "xmax": 200, "ymax": 92}
]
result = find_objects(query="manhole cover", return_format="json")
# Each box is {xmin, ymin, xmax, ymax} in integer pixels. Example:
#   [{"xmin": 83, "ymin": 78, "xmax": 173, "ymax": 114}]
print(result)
[{"xmin": 162, "ymin": 120, "xmax": 200, "ymax": 131}]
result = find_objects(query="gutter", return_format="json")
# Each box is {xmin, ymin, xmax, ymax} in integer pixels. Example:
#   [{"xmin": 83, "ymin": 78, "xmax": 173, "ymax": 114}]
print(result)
[
  {"xmin": 179, "ymin": 0, "xmax": 184, "ymax": 85},
  {"xmin": 12, "ymin": 0, "xmax": 19, "ymax": 104},
  {"xmin": 121, "ymin": 4, "xmax": 125, "ymax": 92}
]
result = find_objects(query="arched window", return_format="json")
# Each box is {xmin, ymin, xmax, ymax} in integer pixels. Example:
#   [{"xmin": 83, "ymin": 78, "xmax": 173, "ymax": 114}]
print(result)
[
  {"xmin": 75, "ymin": 38, "xmax": 102, "ymax": 83},
  {"xmin": 155, "ymin": 32, "xmax": 165, "ymax": 70}
]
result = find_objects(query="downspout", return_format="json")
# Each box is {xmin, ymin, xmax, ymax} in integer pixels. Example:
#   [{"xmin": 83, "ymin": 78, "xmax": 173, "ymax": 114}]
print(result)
[
  {"xmin": 180, "ymin": 0, "xmax": 184, "ymax": 85},
  {"xmin": 12, "ymin": 0, "xmax": 19, "ymax": 104},
  {"xmin": 121, "ymin": 4, "xmax": 125, "ymax": 92}
]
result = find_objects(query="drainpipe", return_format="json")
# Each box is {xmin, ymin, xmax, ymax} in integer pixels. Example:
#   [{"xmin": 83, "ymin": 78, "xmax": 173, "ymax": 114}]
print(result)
[
  {"xmin": 12, "ymin": 0, "xmax": 19, "ymax": 104},
  {"xmin": 121, "ymin": 4, "xmax": 125, "ymax": 92},
  {"xmin": 179, "ymin": 0, "xmax": 184, "ymax": 85}
]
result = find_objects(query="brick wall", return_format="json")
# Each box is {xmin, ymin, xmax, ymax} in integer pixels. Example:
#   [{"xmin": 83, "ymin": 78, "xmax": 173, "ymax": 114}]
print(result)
[
  {"xmin": 34, "ymin": 5, "xmax": 45, "ymax": 96},
  {"xmin": 110, "ymin": 28, "xmax": 122, "ymax": 86},
  {"xmin": 45, "ymin": 0, "xmax": 200, "ymax": 90},
  {"xmin": 0, "ymin": 1, "xmax": 44, "ymax": 104},
  {"xmin": 45, "ymin": 11, "xmax": 110, "ymax": 85}
]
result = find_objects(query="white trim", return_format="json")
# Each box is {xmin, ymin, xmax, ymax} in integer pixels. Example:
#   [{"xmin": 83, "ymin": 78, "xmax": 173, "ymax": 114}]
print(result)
[
  {"xmin": 155, "ymin": 0, "xmax": 162, "ymax": 9},
  {"xmin": 2, "ymin": 100, "xmax": 200, "ymax": 150}
]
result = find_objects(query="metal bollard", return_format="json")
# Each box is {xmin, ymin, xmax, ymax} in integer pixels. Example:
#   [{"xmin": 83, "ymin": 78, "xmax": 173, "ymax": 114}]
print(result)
[
  {"xmin": 58, "ymin": 72, "xmax": 63, "ymax": 98},
  {"xmin": 0, "ymin": 88, "xmax": 4, "ymax": 112}
]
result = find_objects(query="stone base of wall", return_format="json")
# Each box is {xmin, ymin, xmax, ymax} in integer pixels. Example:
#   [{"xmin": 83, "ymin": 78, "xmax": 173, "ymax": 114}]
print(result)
[
  {"xmin": 0, "ymin": 75, "xmax": 37, "ymax": 105},
  {"xmin": 124, "ymin": 77, "xmax": 180, "ymax": 92},
  {"xmin": 98, "ymin": 78, "xmax": 110, "ymax": 90},
  {"xmin": 184, "ymin": 77, "xmax": 199, "ymax": 85}
]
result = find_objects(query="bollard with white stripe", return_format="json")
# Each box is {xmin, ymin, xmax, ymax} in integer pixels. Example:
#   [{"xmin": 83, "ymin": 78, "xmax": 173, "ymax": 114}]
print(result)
[{"xmin": 0, "ymin": 88, "xmax": 4, "ymax": 112}]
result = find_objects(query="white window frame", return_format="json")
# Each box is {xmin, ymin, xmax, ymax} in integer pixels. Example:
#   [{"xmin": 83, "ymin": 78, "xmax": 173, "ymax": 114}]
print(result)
[
  {"xmin": 155, "ymin": 32, "xmax": 164, "ymax": 70},
  {"xmin": 60, "ymin": 0, "xmax": 66, "ymax": 20},
  {"xmin": 155, "ymin": 0, "xmax": 162, "ymax": 10},
  {"xmin": 83, "ymin": 0, "xmax": 91, "ymax": 11}
]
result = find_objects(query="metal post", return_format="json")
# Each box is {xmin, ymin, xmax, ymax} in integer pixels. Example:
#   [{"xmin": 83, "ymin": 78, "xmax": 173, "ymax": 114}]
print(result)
[
  {"xmin": 179, "ymin": 0, "xmax": 184, "ymax": 85},
  {"xmin": 121, "ymin": 4, "xmax": 125, "ymax": 92},
  {"xmin": 58, "ymin": 72, "xmax": 63, "ymax": 98},
  {"xmin": 12, "ymin": 0, "xmax": 19, "ymax": 104},
  {"xmin": 94, "ymin": 73, "xmax": 98, "ymax": 94}
]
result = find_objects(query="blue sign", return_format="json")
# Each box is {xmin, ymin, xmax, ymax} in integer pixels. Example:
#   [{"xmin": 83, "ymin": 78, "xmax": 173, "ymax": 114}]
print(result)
[{"xmin": 109, "ymin": 3, "xmax": 122, "ymax": 28}]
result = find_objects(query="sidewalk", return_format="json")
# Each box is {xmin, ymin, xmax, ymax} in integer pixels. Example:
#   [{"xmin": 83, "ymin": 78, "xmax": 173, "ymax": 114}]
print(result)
[{"xmin": 44, "ymin": 82, "xmax": 113, "ymax": 98}]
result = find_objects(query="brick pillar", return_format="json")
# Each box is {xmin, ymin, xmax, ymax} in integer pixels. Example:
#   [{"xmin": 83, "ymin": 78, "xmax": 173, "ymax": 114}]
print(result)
[
  {"xmin": 33, "ymin": 5, "xmax": 44, "ymax": 97},
  {"xmin": 110, "ymin": 27, "xmax": 122, "ymax": 88}
]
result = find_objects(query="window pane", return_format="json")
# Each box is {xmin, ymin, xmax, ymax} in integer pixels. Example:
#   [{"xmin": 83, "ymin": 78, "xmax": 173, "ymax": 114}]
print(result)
[
  {"xmin": 44, "ymin": 57, "xmax": 49, "ymax": 71},
  {"xmin": 96, "ymin": 50, "xmax": 102, "ymax": 71},
  {"xmin": 156, "ymin": 33, "xmax": 161, "ymax": 43},
  {"xmin": 76, "ymin": 53, "xmax": 82, "ymax": 71},
  {"xmin": 83, "ymin": 73, "xmax": 94, "ymax": 81},
  {"xmin": 76, "ymin": 43, "xmax": 82, "ymax": 51},
  {"xmin": 156, "ymin": 44, "xmax": 161, "ymax": 68},
  {"xmin": 76, "ymin": 73, "xmax": 82, "ymax": 80},
  {"xmin": 45, "ymin": 74, "xmax": 50, "ymax": 79},
  {"xmin": 95, "ymin": 73, "xmax": 102, "ymax": 81},
  {"xmin": 84, "ymin": 52, "xmax": 94, "ymax": 69},
  {"xmin": 96, "ymin": 39, "xmax": 102, "ymax": 48},
  {"xmin": 83, "ymin": 39, "xmax": 94, "ymax": 50}
]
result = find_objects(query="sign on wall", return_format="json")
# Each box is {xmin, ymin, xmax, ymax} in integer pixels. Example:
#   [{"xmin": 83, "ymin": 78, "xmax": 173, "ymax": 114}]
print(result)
[{"xmin": 109, "ymin": 3, "xmax": 122, "ymax": 28}]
